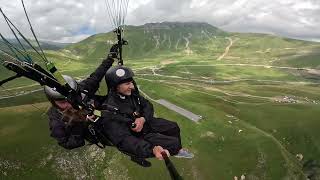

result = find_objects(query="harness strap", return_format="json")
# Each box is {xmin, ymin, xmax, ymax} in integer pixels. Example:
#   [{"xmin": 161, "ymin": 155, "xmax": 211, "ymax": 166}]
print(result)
[{"xmin": 88, "ymin": 124, "xmax": 105, "ymax": 149}]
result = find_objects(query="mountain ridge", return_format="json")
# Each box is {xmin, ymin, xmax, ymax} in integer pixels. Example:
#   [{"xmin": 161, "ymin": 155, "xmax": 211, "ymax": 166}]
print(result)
[{"xmin": 63, "ymin": 21, "xmax": 318, "ymax": 63}]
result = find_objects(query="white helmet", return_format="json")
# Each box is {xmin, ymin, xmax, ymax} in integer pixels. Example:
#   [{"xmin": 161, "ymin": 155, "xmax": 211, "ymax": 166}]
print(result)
[{"xmin": 44, "ymin": 75, "xmax": 77, "ymax": 101}]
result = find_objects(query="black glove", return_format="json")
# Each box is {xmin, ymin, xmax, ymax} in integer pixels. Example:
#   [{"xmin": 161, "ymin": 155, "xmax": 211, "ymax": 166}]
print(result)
[{"xmin": 108, "ymin": 44, "xmax": 119, "ymax": 58}]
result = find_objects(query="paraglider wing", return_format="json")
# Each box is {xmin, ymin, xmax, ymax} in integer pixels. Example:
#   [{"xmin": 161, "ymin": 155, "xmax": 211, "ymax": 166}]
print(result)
[{"xmin": 104, "ymin": 0, "xmax": 130, "ymax": 65}]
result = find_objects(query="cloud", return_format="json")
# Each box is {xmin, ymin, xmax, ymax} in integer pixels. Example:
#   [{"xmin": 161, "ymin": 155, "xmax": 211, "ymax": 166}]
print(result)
[
  {"xmin": 0, "ymin": 0, "xmax": 319, "ymax": 43},
  {"xmin": 0, "ymin": 0, "xmax": 110, "ymax": 42},
  {"xmin": 219, "ymin": 0, "xmax": 320, "ymax": 41},
  {"xmin": 128, "ymin": 0, "xmax": 320, "ymax": 41}
]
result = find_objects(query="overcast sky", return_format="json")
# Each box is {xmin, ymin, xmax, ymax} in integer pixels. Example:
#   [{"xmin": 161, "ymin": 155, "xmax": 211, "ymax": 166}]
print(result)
[{"xmin": 0, "ymin": 0, "xmax": 319, "ymax": 43}]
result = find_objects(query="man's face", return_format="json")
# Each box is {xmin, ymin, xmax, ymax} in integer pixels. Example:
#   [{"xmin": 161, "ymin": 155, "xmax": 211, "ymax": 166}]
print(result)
[
  {"xmin": 55, "ymin": 100, "xmax": 73, "ymax": 110},
  {"xmin": 117, "ymin": 81, "xmax": 135, "ymax": 96}
]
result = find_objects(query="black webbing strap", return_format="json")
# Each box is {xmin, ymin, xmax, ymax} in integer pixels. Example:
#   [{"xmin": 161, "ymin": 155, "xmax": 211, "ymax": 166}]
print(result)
[{"xmin": 88, "ymin": 124, "xmax": 105, "ymax": 149}]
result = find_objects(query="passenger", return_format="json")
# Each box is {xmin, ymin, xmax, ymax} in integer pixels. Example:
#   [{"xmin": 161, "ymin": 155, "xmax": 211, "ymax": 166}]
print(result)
[{"xmin": 102, "ymin": 66, "xmax": 194, "ymax": 160}]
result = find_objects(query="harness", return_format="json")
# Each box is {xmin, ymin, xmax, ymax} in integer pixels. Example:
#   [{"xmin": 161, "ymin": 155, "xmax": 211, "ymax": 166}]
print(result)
[
  {"xmin": 87, "ymin": 120, "xmax": 113, "ymax": 148},
  {"xmin": 85, "ymin": 102, "xmax": 137, "ymax": 147},
  {"xmin": 86, "ymin": 97, "xmax": 152, "ymax": 167}
]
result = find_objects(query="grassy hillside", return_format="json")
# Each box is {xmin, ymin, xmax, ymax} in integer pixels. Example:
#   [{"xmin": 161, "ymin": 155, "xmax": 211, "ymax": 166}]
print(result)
[
  {"xmin": 1, "ymin": 22, "xmax": 320, "ymax": 179},
  {"xmin": 64, "ymin": 22, "xmax": 229, "ymax": 61}
]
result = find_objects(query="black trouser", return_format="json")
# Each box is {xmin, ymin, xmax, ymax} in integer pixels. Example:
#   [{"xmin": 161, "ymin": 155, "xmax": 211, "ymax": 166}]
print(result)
[
  {"xmin": 144, "ymin": 117, "xmax": 182, "ymax": 151},
  {"xmin": 102, "ymin": 117, "xmax": 182, "ymax": 158}
]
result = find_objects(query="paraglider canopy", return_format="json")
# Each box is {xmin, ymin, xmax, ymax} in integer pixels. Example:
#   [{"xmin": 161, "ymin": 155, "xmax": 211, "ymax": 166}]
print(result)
[
  {"xmin": 104, "ymin": 0, "xmax": 130, "ymax": 65},
  {"xmin": 104, "ymin": 0, "xmax": 130, "ymax": 29}
]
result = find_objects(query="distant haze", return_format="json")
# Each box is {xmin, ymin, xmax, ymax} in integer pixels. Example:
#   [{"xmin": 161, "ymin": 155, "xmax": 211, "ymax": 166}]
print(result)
[{"xmin": 0, "ymin": 0, "xmax": 319, "ymax": 43}]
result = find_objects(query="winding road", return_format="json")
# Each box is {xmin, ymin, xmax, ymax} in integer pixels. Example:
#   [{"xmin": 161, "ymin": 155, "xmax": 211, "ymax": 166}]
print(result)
[{"xmin": 217, "ymin": 37, "xmax": 238, "ymax": 60}]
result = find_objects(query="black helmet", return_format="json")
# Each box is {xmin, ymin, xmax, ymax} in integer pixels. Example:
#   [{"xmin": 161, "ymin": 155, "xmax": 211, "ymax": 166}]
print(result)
[
  {"xmin": 105, "ymin": 66, "xmax": 134, "ymax": 88},
  {"xmin": 44, "ymin": 75, "xmax": 78, "ymax": 101}
]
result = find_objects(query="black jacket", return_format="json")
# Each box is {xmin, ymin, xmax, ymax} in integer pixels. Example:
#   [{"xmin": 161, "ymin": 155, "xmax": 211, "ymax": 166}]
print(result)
[
  {"xmin": 101, "ymin": 89, "xmax": 182, "ymax": 158},
  {"xmin": 48, "ymin": 107, "xmax": 87, "ymax": 149},
  {"xmin": 101, "ymin": 90, "xmax": 156, "ymax": 157},
  {"xmin": 47, "ymin": 58, "xmax": 113, "ymax": 149}
]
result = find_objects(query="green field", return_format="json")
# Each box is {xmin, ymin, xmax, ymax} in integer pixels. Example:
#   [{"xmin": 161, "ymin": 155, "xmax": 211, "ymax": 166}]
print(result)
[{"xmin": 1, "ymin": 22, "xmax": 320, "ymax": 179}]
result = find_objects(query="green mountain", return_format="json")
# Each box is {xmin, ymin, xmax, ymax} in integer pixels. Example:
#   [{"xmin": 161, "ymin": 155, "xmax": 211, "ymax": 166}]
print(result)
[
  {"xmin": 1, "ymin": 22, "xmax": 320, "ymax": 180},
  {"xmin": 64, "ymin": 22, "xmax": 320, "ymax": 69},
  {"xmin": 64, "ymin": 22, "xmax": 228, "ymax": 60}
]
